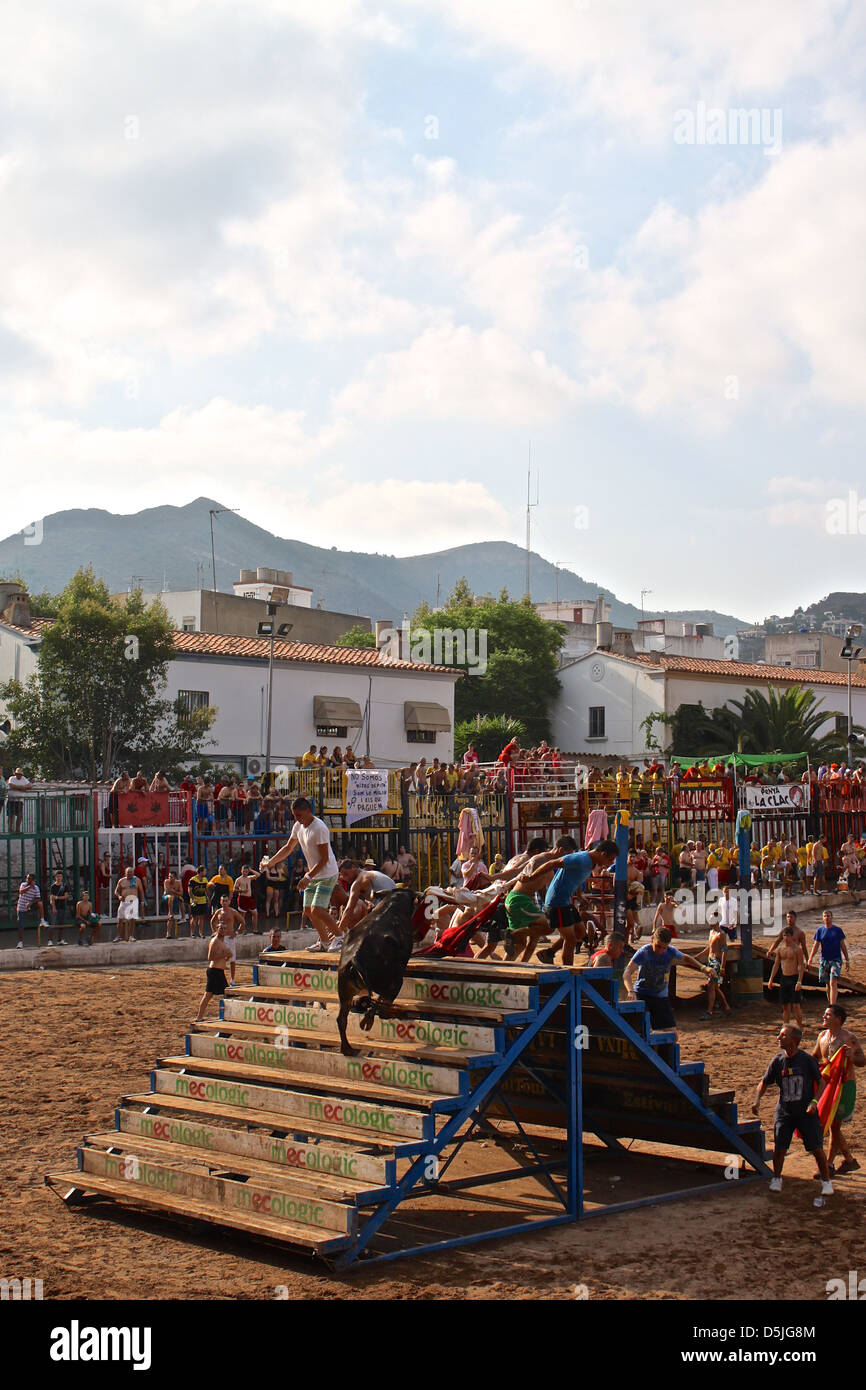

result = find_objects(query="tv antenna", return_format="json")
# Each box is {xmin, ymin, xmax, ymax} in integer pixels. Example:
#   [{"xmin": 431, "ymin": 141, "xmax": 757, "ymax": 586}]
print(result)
[{"xmin": 525, "ymin": 446, "xmax": 539, "ymax": 600}]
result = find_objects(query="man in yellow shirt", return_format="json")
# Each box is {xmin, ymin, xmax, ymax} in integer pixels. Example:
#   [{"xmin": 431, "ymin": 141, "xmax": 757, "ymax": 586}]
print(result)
[
  {"xmin": 208, "ymin": 864, "xmax": 234, "ymax": 908},
  {"xmin": 300, "ymin": 744, "xmax": 319, "ymax": 768}
]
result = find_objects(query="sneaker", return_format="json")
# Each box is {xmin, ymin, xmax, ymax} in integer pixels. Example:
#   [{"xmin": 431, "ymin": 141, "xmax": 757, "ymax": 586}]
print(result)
[
  {"xmin": 58, "ymin": 939, "xmax": 67, "ymax": 947},
  {"xmin": 306, "ymin": 940, "xmax": 326, "ymax": 952},
  {"xmin": 112, "ymin": 936, "xmax": 122, "ymax": 943},
  {"xmin": 821, "ymin": 1180, "xmax": 834, "ymax": 1196},
  {"xmin": 537, "ymin": 949, "xmax": 556, "ymax": 965},
  {"xmin": 46, "ymin": 939, "xmax": 55, "ymax": 947},
  {"xmin": 769, "ymin": 1177, "xmax": 782, "ymax": 1193},
  {"xmin": 39, "ymin": 919, "xmax": 50, "ymax": 929},
  {"xmin": 328, "ymin": 936, "xmax": 345, "ymax": 953},
  {"xmin": 16, "ymin": 941, "xmax": 23, "ymax": 949},
  {"xmin": 836, "ymin": 1158, "xmax": 860, "ymax": 1175}
]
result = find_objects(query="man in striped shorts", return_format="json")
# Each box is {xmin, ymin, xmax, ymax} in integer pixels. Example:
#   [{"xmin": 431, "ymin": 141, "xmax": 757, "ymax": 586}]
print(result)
[{"xmin": 17, "ymin": 873, "xmax": 49, "ymax": 948}]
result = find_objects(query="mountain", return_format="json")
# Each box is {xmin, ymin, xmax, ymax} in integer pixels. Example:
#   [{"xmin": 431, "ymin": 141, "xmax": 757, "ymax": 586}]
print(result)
[{"xmin": 0, "ymin": 498, "xmax": 750, "ymax": 633}]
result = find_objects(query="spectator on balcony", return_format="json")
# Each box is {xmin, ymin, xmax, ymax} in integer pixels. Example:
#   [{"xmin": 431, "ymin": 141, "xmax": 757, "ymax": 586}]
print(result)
[
  {"xmin": 7, "ymin": 767, "xmax": 31, "ymax": 832},
  {"xmin": 318, "ymin": 745, "xmax": 331, "ymax": 765},
  {"xmin": 498, "ymin": 737, "xmax": 520, "ymax": 768},
  {"xmin": 330, "ymin": 746, "xmax": 345, "ymax": 768},
  {"xmin": 215, "ymin": 778, "xmax": 233, "ymax": 828},
  {"xmin": 444, "ymin": 762, "xmax": 460, "ymax": 793},
  {"xmin": 245, "ymin": 779, "xmax": 263, "ymax": 829},
  {"xmin": 47, "ymin": 868, "xmax": 72, "ymax": 946},
  {"xmin": 300, "ymin": 743, "xmax": 319, "ymax": 768},
  {"xmin": 131, "ymin": 768, "xmax": 148, "ymax": 794},
  {"xmin": 343, "ymin": 745, "xmax": 357, "ymax": 768},
  {"xmin": 178, "ymin": 772, "xmax": 196, "ymax": 794},
  {"xmin": 149, "ymin": 771, "xmax": 170, "ymax": 792},
  {"xmin": 463, "ymin": 742, "xmax": 479, "ymax": 767},
  {"xmin": 194, "ymin": 778, "xmax": 213, "ymax": 834},
  {"xmin": 107, "ymin": 770, "xmax": 131, "ymax": 828},
  {"xmin": 358, "ymin": 754, "xmax": 376, "ymax": 769}
]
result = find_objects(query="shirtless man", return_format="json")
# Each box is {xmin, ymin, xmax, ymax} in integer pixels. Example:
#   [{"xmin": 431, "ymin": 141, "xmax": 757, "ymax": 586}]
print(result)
[
  {"xmin": 108, "ymin": 770, "xmax": 131, "ymax": 828},
  {"xmin": 234, "ymin": 864, "xmax": 262, "ymax": 934},
  {"xmin": 113, "ymin": 869, "xmax": 144, "ymax": 942},
  {"xmin": 503, "ymin": 845, "xmax": 574, "ymax": 963},
  {"xmin": 149, "ymin": 770, "xmax": 171, "ymax": 792},
  {"xmin": 163, "ymin": 869, "xmax": 185, "ymax": 938},
  {"xmin": 767, "ymin": 924, "xmax": 806, "ymax": 1028},
  {"xmin": 210, "ymin": 894, "xmax": 246, "ymax": 984},
  {"xmin": 76, "ymin": 887, "xmax": 101, "ymax": 946},
  {"xmin": 194, "ymin": 921, "xmax": 233, "ymax": 1020},
  {"xmin": 696, "ymin": 924, "xmax": 732, "ymax": 1020},
  {"xmin": 679, "ymin": 842, "xmax": 695, "ymax": 889},
  {"xmin": 587, "ymin": 932, "xmax": 626, "ymax": 972},
  {"xmin": 338, "ymin": 860, "xmax": 398, "ymax": 935},
  {"xmin": 812, "ymin": 1005, "xmax": 865, "ymax": 1175},
  {"xmin": 652, "ymin": 892, "xmax": 680, "ymax": 937},
  {"xmin": 768, "ymin": 909, "xmax": 807, "ymax": 958},
  {"xmin": 693, "ymin": 840, "xmax": 708, "ymax": 886}
]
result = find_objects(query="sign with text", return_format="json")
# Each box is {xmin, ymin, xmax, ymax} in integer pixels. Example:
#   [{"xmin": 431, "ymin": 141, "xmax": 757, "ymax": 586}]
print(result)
[
  {"xmin": 345, "ymin": 769, "xmax": 390, "ymax": 826},
  {"xmin": 744, "ymin": 782, "xmax": 810, "ymax": 813}
]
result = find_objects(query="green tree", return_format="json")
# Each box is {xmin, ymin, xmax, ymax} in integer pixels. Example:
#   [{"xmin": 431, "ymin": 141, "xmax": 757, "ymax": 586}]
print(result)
[
  {"xmin": 667, "ymin": 686, "xmax": 865, "ymax": 759},
  {"xmin": 412, "ymin": 579, "xmax": 563, "ymax": 743},
  {"xmin": 0, "ymin": 568, "xmax": 216, "ymax": 780},
  {"xmin": 335, "ymin": 624, "xmax": 376, "ymax": 649}
]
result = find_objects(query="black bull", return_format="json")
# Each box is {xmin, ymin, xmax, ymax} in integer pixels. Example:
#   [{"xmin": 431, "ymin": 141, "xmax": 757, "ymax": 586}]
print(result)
[{"xmin": 336, "ymin": 889, "xmax": 429, "ymax": 1056}]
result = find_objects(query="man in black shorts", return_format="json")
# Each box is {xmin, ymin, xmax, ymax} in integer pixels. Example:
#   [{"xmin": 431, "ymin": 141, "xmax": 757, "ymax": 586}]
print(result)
[
  {"xmin": 194, "ymin": 921, "xmax": 232, "ymax": 1021},
  {"xmin": 753, "ymin": 1024, "xmax": 834, "ymax": 1207}
]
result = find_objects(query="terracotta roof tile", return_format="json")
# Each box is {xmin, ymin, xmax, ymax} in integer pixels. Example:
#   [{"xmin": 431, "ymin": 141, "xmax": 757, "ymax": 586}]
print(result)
[
  {"xmin": 658, "ymin": 655, "xmax": 866, "ymax": 687},
  {"xmin": 171, "ymin": 630, "xmax": 457, "ymax": 673}
]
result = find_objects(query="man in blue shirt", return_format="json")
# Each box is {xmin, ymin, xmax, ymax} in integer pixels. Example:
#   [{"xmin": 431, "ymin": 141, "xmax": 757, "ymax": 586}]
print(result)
[
  {"xmin": 622, "ymin": 926, "xmax": 712, "ymax": 1037},
  {"xmin": 807, "ymin": 909, "xmax": 850, "ymax": 1006},
  {"xmin": 540, "ymin": 839, "xmax": 619, "ymax": 966}
]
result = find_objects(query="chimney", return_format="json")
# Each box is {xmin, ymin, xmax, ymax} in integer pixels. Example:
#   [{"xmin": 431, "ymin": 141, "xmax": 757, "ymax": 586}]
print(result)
[
  {"xmin": 0, "ymin": 582, "xmax": 30, "ymax": 629},
  {"xmin": 596, "ymin": 621, "xmax": 613, "ymax": 651}
]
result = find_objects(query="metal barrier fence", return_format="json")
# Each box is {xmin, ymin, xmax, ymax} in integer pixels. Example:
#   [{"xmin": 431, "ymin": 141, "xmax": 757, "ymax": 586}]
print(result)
[{"xmin": 0, "ymin": 793, "xmax": 94, "ymax": 932}]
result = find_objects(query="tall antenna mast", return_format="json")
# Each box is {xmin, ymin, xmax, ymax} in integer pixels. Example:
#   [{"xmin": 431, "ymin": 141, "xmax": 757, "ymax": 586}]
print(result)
[{"xmin": 525, "ymin": 445, "xmax": 539, "ymax": 600}]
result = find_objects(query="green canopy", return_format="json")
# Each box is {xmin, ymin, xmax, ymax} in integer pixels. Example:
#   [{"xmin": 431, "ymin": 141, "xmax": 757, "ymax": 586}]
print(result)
[{"xmin": 669, "ymin": 752, "xmax": 808, "ymax": 767}]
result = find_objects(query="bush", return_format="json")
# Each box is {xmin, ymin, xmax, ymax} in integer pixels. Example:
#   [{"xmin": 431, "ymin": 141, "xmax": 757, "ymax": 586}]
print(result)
[{"xmin": 454, "ymin": 714, "xmax": 526, "ymax": 762}]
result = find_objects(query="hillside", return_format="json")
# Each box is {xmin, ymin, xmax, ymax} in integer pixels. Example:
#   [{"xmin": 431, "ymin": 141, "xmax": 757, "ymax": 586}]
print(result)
[{"xmin": 0, "ymin": 498, "xmax": 749, "ymax": 634}]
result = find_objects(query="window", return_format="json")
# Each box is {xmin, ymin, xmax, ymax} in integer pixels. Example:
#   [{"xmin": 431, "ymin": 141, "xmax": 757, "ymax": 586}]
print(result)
[
  {"xmin": 181, "ymin": 616, "xmax": 197, "ymax": 632},
  {"xmin": 177, "ymin": 689, "xmax": 209, "ymax": 723},
  {"xmin": 588, "ymin": 706, "xmax": 605, "ymax": 739},
  {"xmin": 407, "ymin": 729, "xmax": 436, "ymax": 745},
  {"xmin": 316, "ymin": 725, "xmax": 347, "ymax": 739},
  {"xmin": 836, "ymin": 714, "xmax": 848, "ymax": 733}
]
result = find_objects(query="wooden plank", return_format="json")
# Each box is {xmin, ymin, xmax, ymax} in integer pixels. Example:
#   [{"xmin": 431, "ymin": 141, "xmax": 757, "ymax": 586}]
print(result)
[
  {"xmin": 114, "ymin": 1108, "xmax": 391, "ymax": 1186},
  {"xmin": 123, "ymin": 1089, "xmax": 412, "ymax": 1152},
  {"xmin": 221, "ymin": 995, "xmax": 499, "ymax": 1053},
  {"xmin": 150, "ymin": 1068, "xmax": 430, "ymax": 1140},
  {"xmin": 193, "ymin": 1019, "xmax": 496, "ymax": 1071},
  {"xmin": 79, "ymin": 1147, "xmax": 355, "ymax": 1234},
  {"xmin": 255, "ymin": 963, "xmax": 535, "ymax": 1011},
  {"xmin": 85, "ymin": 1130, "xmax": 381, "ymax": 1203},
  {"xmin": 181, "ymin": 1039, "xmax": 458, "ymax": 1109},
  {"xmin": 189, "ymin": 1025, "xmax": 464, "ymax": 1097},
  {"xmin": 261, "ymin": 951, "xmax": 553, "ymax": 984},
  {"xmin": 46, "ymin": 1170, "xmax": 349, "ymax": 1252}
]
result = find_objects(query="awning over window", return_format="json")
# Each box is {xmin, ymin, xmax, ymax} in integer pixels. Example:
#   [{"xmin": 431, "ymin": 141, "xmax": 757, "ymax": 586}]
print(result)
[
  {"xmin": 314, "ymin": 695, "xmax": 363, "ymax": 726},
  {"xmin": 404, "ymin": 700, "xmax": 451, "ymax": 732}
]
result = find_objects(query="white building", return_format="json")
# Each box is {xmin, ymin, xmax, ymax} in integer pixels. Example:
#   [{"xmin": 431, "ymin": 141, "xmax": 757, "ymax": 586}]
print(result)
[
  {"xmin": 553, "ymin": 651, "xmax": 866, "ymax": 760},
  {"xmin": 232, "ymin": 566, "xmax": 312, "ymax": 608},
  {"xmin": 0, "ymin": 617, "xmax": 459, "ymax": 773}
]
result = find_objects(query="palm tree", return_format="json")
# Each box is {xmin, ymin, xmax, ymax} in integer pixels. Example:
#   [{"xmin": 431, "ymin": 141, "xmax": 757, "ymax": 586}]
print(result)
[{"xmin": 711, "ymin": 685, "xmax": 864, "ymax": 757}]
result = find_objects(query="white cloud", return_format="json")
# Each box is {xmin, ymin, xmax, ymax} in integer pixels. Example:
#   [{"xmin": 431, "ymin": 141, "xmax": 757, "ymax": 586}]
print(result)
[
  {"xmin": 1, "ymin": 399, "xmax": 507, "ymax": 551},
  {"xmin": 333, "ymin": 320, "xmax": 580, "ymax": 425},
  {"xmin": 571, "ymin": 133, "xmax": 866, "ymax": 424}
]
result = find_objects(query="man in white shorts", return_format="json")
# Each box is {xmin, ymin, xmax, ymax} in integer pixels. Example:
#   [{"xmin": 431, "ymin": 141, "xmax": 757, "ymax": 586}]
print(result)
[
  {"xmin": 263, "ymin": 796, "xmax": 342, "ymax": 952},
  {"xmin": 114, "ymin": 869, "xmax": 144, "ymax": 942}
]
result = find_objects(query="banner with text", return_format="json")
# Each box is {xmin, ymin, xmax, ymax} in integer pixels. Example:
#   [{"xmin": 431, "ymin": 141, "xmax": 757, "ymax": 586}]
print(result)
[
  {"xmin": 744, "ymin": 783, "xmax": 810, "ymax": 813},
  {"xmin": 345, "ymin": 769, "xmax": 390, "ymax": 826}
]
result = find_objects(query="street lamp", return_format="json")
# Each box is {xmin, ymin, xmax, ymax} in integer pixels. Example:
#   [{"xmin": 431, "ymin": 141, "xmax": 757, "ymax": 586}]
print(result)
[
  {"xmin": 209, "ymin": 507, "xmax": 239, "ymax": 591},
  {"xmin": 258, "ymin": 603, "xmax": 293, "ymax": 776},
  {"xmin": 840, "ymin": 624, "xmax": 863, "ymax": 765}
]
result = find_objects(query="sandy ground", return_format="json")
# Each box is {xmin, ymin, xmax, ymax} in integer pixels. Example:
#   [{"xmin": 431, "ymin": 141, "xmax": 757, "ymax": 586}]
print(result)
[{"xmin": 2, "ymin": 902, "xmax": 865, "ymax": 1302}]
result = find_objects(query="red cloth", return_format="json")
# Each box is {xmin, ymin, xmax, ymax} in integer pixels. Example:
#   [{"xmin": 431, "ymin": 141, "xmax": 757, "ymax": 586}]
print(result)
[{"xmin": 417, "ymin": 895, "xmax": 502, "ymax": 957}]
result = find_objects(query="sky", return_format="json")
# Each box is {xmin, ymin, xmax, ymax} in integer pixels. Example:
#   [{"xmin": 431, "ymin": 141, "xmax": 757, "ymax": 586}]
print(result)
[{"xmin": 2, "ymin": 0, "xmax": 865, "ymax": 622}]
